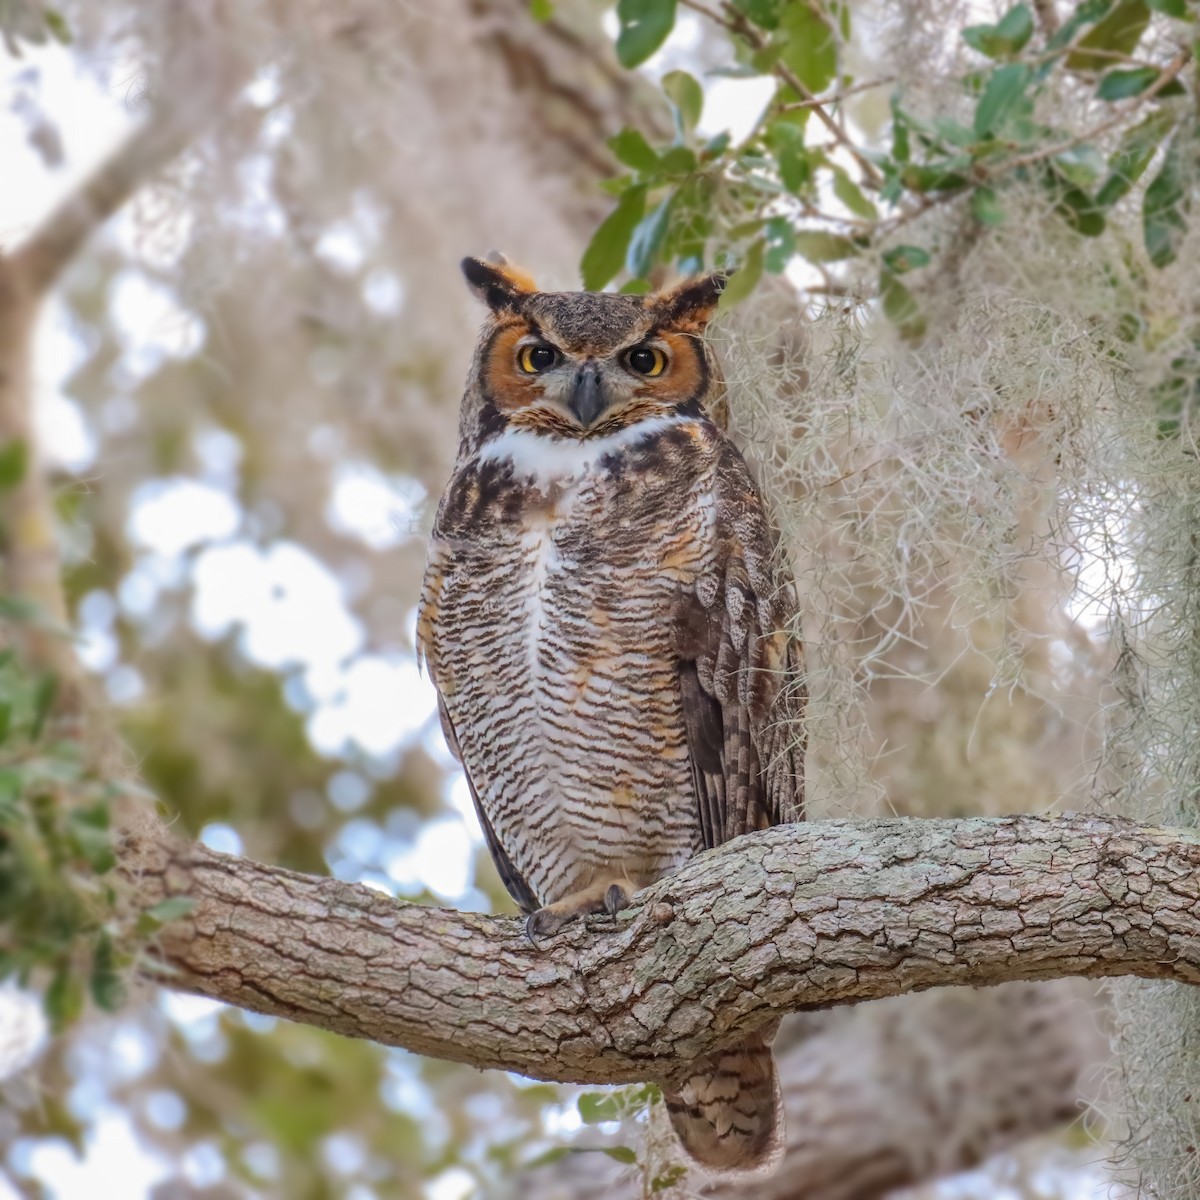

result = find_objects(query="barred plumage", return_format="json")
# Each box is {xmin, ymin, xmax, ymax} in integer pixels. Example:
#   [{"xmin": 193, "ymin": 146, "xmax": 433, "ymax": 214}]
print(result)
[{"xmin": 417, "ymin": 255, "xmax": 804, "ymax": 1176}]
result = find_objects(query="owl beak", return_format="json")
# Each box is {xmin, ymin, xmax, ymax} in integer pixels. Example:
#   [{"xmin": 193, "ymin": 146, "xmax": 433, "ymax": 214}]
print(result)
[{"xmin": 567, "ymin": 363, "xmax": 608, "ymax": 428}]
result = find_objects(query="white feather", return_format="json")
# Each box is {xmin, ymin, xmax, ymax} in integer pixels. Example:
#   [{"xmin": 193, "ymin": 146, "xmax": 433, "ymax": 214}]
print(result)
[{"xmin": 477, "ymin": 416, "xmax": 690, "ymax": 488}]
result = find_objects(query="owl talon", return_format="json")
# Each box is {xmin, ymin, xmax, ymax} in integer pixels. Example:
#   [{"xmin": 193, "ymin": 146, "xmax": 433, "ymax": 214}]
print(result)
[
  {"xmin": 524, "ymin": 911, "xmax": 545, "ymax": 945},
  {"xmin": 604, "ymin": 881, "xmax": 634, "ymax": 915},
  {"xmin": 525, "ymin": 907, "xmax": 571, "ymax": 942},
  {"xmin": 524, "ymin": 877, "xmax": 640, "ymax": 944}
]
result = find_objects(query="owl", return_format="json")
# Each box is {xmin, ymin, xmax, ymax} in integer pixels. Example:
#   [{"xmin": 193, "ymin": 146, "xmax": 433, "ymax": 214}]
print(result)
[{"xmin": 417, "ymin": 254, "xmax": 804, "ymax": 1176}]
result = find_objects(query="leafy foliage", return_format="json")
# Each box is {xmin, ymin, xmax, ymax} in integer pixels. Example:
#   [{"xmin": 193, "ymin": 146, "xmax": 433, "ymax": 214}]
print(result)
[
  {"xmin": 0, "ymin": 649, "xmax": 125, "ymax": 1030},
  {"xmin": 586, "ymin": 0, "xmax": 1196, "ymax": 337}
]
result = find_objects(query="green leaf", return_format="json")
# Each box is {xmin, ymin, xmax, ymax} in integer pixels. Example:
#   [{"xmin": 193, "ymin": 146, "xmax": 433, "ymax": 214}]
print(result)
[
  {"xmin": 1054, "ymin": 144, "xmax": 1105, "ymax": 188},
  {"xmin": 90, "ymin": 931, "xmax": 125, "ymax": 1012},
  {"xmin": 529, "ymin": 0, "xmax": 555, "ymax": 20},
  {"xmin": 768, "ymin": 121, "xmax": 814, "ymax": 194},
  {"xmin": 701, "ymin": 131, "xmax": 731, "ymax": 160},
  {"xmin": 832, "ymin": 167, "xmax": 878, "ymax": 218},
  {"xmin": 881, "ymin": 270, "xmax": 926, "ymax": 338},
  {"xmin": 973, "ymin": 63, "xmax": 1032, "ymax": 138},
  {"xmin": 580, "ymin": 185, "xmax": 647, "ymax": 290},
  {"xmin": 525, "ymin": 1147, "xmax": 572, "ymax": 1168},
  {"xmin": 1144, "ymin": 130, "xmax": 1190, "ymax": 267},
  {"xmin": 971, "ymin": 185, "xmax": 1007, "ymax": 224},
  {"xmin": 793, "ymin": 231, "xmax": 859, "ymax": 262},
  {"xmin": 1044, "ymin": 0, "xmax": 1114, "ymax": 61},
  {"xmin": 43, "ymin": 9, "xmax": 72, "ymax": 42},
  {"xmin": 140, "ymin": 896, "xmax": 197, "ymax": 929},
  {"xmin": 0, "ymin": 767, "xmax": 20, "ymax": 823},
  {"xmin": 900, "ymin": 160, "xmax": 971, "ymax": 192},
  {"xmin": 718, "ymin": 239, "xmax": 765, "ymax": 310},
  {"xmin": 578, "ymin": 1092, "xmax": 623, "ymax": 1124},
  {"xmin": 890, "ymin": 100, "xmax": 911, "ymax": 163},
  {"xmin": 599, "ymin": 174, "xmax": 635, "ymax": 197},
  {"xmin": 962, "ymin": 4, "xmax": 1035, "ymax": 58},
  {"xmin": 615, "ymin": 0, "xmax": 677, "ymax": 68},
  {"xmin": 1096, "ymin": 107, "xmax": 1175, "ymax": 207},
  {"xmin": 66, "ymin": 802, "xmax": 115, "ymax": 874},
  {"xmin": 990, "ymin": 2, "xmax": 1036, "ymax": 49},
  {"xmin": 882, "ymin": 244, "xmax": 931, "ymax": 273},
  {"xmin": 29, "ymin": 672, "xmax": 57, "ymax": 742},
  {"xmin": 731, "ymin": 0, "xmax": 785, "ymax": 28},
  {"xmin": 0, "ymin": 440, "xmax": 28, "ymax": 490},
  {"xmin": 764, "ymin": 217, "xmax": 796, "ymax": 272},
  {"xmin": 1066, "ymin": 0, "xmax": 1150, "ymax": 71},
  {"xmin": 1047, "ymin": 169, "xmax": 1107, "ymax": 236},
  {"xmin": 608, "ymin": 128, "xmax": 659, "ymax": 173},
  {"xmin": 662, "ymin": 69, "xmax": 703, "ymax": 131},
  {"xmin": 602, "ymin": 1146, "xmax": 639, "ymax": 1165},
  {"xmin": 835, "ymin": 0, "xmax": 851, "ymax": 40},
  {"xmin": 933, "ymin": 117, "xmax": 978, "ymax": 148},
  {"xmin": 627, "ymin": 198, "xmax": 672, "ymax": 277},
  {"xmin": 1146, "ymin": 0, "xmax": 1186, "ymax": 14},
  {"xmin": 663, "ymin": 174, "xmax": 713, "ymax": 264},
  {"xmin": 651, "ymin": 1165, "xmax": 688, "ymax": 1193},
  {"xmin": 45, "ymin": 967, "xmax": 84, "ymax": 1031},
  {"xmin": 658, "ymin": 145, "xmax": 697, "ymax": 175},
  {"xmin": 778, "ymin": 3, "xmax": 837, "ymax": 95},
  {"xmin": 1097, "ymin": 65, "xmax": 1161, "ymax": 99}
]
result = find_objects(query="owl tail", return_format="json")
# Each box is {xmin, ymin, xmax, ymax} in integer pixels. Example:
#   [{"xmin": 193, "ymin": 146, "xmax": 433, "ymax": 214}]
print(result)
[{"xmin": 662, "ymin": 1029, "xmax": 785, "ymax": 1176}]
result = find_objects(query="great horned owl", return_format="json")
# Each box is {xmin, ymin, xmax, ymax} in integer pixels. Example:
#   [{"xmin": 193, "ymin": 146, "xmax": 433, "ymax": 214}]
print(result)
[{"xmin": 417, "ymin": 255, "xmax": 804, "ymax": 1176}]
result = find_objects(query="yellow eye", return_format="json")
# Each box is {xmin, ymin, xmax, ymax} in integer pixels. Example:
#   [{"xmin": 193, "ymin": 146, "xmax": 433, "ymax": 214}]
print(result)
[
  {"xmin": 518, "ymin": 344, "xmax": 558, "ymax": 374},
  {"xmin": 626, "ymin": 346, "xmax": 666, "ymax": 377}
]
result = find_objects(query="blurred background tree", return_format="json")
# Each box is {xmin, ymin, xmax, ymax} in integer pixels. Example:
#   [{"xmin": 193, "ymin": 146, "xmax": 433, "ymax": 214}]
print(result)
[{"xmin": 1, "ymin": 0, "xmax": 1198, "ymax": 1197}]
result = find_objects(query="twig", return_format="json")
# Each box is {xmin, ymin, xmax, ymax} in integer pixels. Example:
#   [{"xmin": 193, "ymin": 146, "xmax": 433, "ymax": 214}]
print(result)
[
  {"xmin": 679, "ymin": 0, "xmax": 883, "ymax": 189},
  {"xmin": 677, "ymin": 0, "xmax": 736, "ymax": 32},
  {"xmin": 778, "ymin": 76, "xmax": 896, "ymax": 111},
  {"xmin": 737, "ymin": 10, "xmax": 883, "ymax": 187}
]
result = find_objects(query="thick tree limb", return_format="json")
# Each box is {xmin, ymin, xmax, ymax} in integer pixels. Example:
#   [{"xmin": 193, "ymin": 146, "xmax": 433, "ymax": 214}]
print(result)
[{"xmin": 125, "ymin": 811, "xmax": 1194, "ymax": 1088}]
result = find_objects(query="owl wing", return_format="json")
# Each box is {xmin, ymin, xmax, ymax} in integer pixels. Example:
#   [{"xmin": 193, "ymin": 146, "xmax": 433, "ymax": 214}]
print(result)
[
  {"xmin": 435, "ymin": 695, "xmax": 540, "ymax": 914},
  {"xmin": 418, "ymin": 542, "xmax": 540, "ymax": 914},
  {"xmin": 675, "ymin": 443, "xmax": 805, "ymax": 850}
]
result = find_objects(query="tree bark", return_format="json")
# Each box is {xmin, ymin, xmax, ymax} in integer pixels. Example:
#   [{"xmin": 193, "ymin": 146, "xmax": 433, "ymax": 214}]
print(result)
[{"xmin": 124, "ymin": 811, "xmax": 1192, "ymax": 1088}]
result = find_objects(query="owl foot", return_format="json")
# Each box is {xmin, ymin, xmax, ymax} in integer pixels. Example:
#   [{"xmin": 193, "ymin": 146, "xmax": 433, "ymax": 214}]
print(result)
[{"xmin": 525, "ymin": 877, "xmax": 638, "ymax": 943}]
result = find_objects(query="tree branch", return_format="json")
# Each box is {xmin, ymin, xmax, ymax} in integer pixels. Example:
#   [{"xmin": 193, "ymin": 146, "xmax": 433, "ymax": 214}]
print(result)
[
  {"xmin": 7, "ymin": 13, "xmax": 248, "ymax": 298},
  {"xmin": 0, "ymin": 4, "xmax": 248, "ymax": 692},
  {"xmin": 124, "ymin": 812, "xmax": 1199, "ymax": 1088}
]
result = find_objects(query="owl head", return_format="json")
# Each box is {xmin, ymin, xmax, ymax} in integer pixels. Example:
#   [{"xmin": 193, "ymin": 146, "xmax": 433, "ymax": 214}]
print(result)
[{"xmin": 458, "ymin": 254, "xmax": 728, "ymax": 446}]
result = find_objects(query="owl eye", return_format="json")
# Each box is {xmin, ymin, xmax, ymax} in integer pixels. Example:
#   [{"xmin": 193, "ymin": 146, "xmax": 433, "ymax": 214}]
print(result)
[
  {"xmin": 625, "ymin": 346, "xmax": 666, "ymax": 377},
  {"xmin": 518, "ymin": 344, "xmax": 558, "ymax": 374}
]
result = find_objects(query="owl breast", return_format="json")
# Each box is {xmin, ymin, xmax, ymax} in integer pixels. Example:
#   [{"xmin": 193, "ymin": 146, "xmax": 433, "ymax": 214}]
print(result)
[{"xmin": 425, "ymin": 423, "xmax": 718, "ymax": 907}]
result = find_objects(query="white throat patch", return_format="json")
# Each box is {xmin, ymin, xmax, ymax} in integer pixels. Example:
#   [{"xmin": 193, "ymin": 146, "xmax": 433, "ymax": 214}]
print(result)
[{"xmin": 477, "ymin": 416, "xmax": 690, "ymax": 488}]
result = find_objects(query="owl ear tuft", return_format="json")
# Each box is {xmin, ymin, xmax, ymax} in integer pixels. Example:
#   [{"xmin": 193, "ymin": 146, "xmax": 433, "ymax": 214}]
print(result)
[
  {"xmin": 461, "ymin": 253, "xmax": 539, "ymax": 313},
  {"xmin": 653, "ymin": 273, "xmax": 728, "ymax": 329}
]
